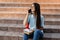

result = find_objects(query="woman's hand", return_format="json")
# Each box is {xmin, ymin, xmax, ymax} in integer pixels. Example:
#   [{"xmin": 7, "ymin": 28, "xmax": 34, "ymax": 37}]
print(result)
[
  {"xmin": 24, "ymin": 29, "xmax": 34, "ymax": 35},
  {"xmin": 29, "ymin": 30, "xmax": 34, "ymax": 33},
  {"xmin": 39, "ymin": 27, "xmax": 44, "ymax": 30}
]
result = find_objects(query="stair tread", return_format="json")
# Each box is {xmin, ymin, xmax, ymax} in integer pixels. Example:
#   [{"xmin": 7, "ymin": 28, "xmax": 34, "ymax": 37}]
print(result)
[
  {"xmin": 0, "ymin": 23, "xmax": 60, "ymax": 29},
  {"xmin": 45, "ymin": 18, "xmax": 60, "ymax": 21},
  {"xmin": 0, "ymin": 17, "xmax": 60, "ymax": 21},
  {"xmin": 0, "ymin": 31, "xmax": 60, "ymax": 38},
  {"xmin": 0, "ymin": 2, "xmax": 60, "ymax": 4},
  {"xmin": 0, "ymin": 3, "xmax": 60, "ymax": 10},
  {"xmin": 0, "ymin": 24, "xmax": 60, "ymax": 33},
  {"xmin": 0, "ymin": 7, "xmax": 60, "ymax": 9},
  {"xmin": 44, "ymin": 25, "xmax": 60, "ymax": 29},
  {"xmin": 0, "ymin": 7, "xmax": 29, "ymax": 12},
  {"xmin": 0, "ymin": 18, "xmax": 23, "ymax": 20},
  {"xmin": 44, "ymin": 33, "xmax": 60, "ymax": 38},
  {"xmin": 0, "ymin": 12, "xmax": 60, "ymax": 15},
  {"xmin": 0, "ymin": 23, "xmax": 24, "ymax": 28},
  {"xmin": 0, "ymin": 31, "xmax": 23, "ymax": 37},
  {"xmin": 0, "ymin": 3, "xmax": 60, "ymax": 7}
]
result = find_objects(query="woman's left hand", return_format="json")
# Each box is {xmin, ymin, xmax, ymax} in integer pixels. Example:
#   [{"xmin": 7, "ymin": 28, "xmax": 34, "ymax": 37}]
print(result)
[{"xmin": 29, "ymin": 30, "xmax": 34, "ymax": 33}]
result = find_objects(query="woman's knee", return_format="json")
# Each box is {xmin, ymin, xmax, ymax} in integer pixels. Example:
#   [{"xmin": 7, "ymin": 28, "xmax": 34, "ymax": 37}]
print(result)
[
  {"xmin": 34, "ymin": 29, "xmax": 40, "ymax": 36},
  {"xmin": 34, "ymin": 29, "xmax": 43, "ymax": 36},
  {"xmin": 35, "ymin": 29, "xmax": 41, "ymax": 33}
]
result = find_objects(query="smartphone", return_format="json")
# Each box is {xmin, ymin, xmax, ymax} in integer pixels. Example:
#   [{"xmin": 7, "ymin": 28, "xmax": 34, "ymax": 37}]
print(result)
[{"xmin": 28, "ymin": 9, "xmax": 32, "ymax": 14}]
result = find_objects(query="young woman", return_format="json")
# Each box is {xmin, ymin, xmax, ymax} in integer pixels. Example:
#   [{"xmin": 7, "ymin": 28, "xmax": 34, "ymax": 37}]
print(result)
[
  {"xmin": 23, "ymin": 3, "xmax": 44, "ymax": 40},
  {"xmin": 24, "ymin": 9, "xmax": 32, "ymax": 29}
]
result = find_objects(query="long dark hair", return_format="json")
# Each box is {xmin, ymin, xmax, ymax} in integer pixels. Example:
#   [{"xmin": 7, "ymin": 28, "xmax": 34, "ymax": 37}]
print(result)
[{"xmin": 33, "ymin": 3, "xmax": 41, "ymax": 29}]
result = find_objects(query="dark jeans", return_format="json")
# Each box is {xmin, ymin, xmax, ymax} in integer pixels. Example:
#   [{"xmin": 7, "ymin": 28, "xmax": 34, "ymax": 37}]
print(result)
[{"xmin": 23, "ymin": 29, "xmax": 44, "ymax": 40}]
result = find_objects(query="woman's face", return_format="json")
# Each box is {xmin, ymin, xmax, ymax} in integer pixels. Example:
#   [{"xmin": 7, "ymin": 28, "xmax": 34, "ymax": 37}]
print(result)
[{"xmin": 31, "ymin": 4, "xmax": 35, "ymax": 14}]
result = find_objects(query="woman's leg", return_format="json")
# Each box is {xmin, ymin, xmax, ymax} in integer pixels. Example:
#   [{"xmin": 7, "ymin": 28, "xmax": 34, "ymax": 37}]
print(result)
[
  {"xmin": 23, "ymin": 34, "xmax": 29, "ymax": 40},
  {"xmin": 33, "ymin": 29, "xmax": 43, "ymax": 40},
  {"xmin": 23, "ymin": 33, "xmax": 34, "ymax": 40}
]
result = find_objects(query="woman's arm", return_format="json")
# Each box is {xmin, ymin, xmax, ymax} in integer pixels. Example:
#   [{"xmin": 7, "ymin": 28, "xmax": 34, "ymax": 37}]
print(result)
[{"xmin": 23, "ymin": 13, "xmax": 29, "ymax": 26}]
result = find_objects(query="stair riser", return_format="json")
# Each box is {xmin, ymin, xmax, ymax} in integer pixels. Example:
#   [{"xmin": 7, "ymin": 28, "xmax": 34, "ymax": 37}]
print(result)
[
  {"xmin": 0, "ymin": 13, "xmax": 60, "ymax": 18},
  {"xmin": 43, "ymin": 15, "xmax": 60, "ymax": 18},
  {"xmin": 41, "ymin": 9, "xmax": 60, "ymax": 13},
  {"xmin": 0, "ymin": 27, "xmax": 60, "ymax": 33},
  {"xmin": 0, "ymin": 20, "xmax": 60, "ymax": 25},
  {"xmin": 0, "ymin": 36, "xmax": 60, "ymax": 40},
  {"xmin": 0, "ymin": 36, "xmax": 19, "ymax": 40},
  {"xmin": 0, "ymin": 3, "xmax": 60, "ymax": 7},
  {"xmin": 0, "ymin": 20, "xmax": 23, "ymax": 24},
  {"xmin": 44, "ymin": 29, "xmax": 60, "ymax": 33},
  {"xmin": 20, "ymin": 38, "xmax": 60, "ymax": 40},
  {"xmin": 0, "ymin": 27, "xmax": 24, "ymax": 32},
  {"xmin": 0, "ymin": 8, "xmax": 60, "ymax": 13},
  {"xmin": 0, "ymin": 8, "xmax": 29, "ymax": 12},
  {"xmin": 0, "ymin": 14, "xmax": 26, "ymax": 19},
  {"xmin": 45, "ymin": 21, "xmax": 60, "ymax": 25},
  {"xmin": 0, "ymin": 14, "xmax": 60, "ymax": 18},
  {"xmin": 0, "ymin": 4, "xmax": 31, "ymax": 7},
  {"xmin": 42, "ymin": 38, "xmax": 60, "ymax": 40},
  {"xmin": 0, "ymin": 0, "xmax": 60, "ymax": 3}
]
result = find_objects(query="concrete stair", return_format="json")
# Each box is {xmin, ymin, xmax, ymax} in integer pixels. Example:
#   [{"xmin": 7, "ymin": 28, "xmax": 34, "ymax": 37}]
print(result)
[
  {"xmin": 0, "ymin": 0, "xmax": 60, "ymax": 3},
  {"xmin": 0, "ymin": 17, "xmax": 59, "ymax": 40},
  {"xmin": 0, "ymin": 3, "xmax": 60, "ymax": 13},
  {"xmin": 0, "ymin": 31, "xmax": 60, "ymax": 40},
  {"xmin": 0, "ymin": 23, "xmax": 60, "ymax": 33},
  {"xmin": 0, "ymin": 0, "xmax": 60, "ymax": 40},
  {"xmin": 0, "ymin": 13, "xmax": 60, "ymax": 40}
]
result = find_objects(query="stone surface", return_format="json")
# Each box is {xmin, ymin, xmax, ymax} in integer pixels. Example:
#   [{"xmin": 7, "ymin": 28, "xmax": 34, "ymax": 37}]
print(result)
[{"xmin": 0, "ymin": 27, "xmax": 8, "ymax": 31}]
